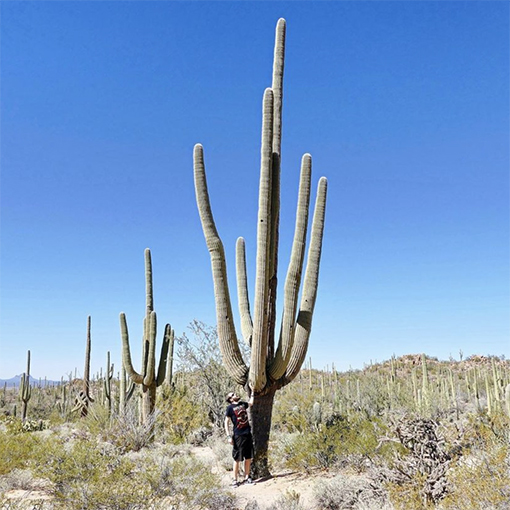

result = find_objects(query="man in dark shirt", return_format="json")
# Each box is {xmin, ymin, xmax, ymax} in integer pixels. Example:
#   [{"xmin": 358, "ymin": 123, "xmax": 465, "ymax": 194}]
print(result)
[{"xmin": 224, "ymin": 391, "xmax": 255, "ymax": 486}]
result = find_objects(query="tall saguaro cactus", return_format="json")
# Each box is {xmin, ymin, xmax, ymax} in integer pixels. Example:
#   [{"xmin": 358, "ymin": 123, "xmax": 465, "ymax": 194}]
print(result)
[
  {"xmin": 194, "ymin": 19, "xmax": 328, "ymax": 477},
  {"xmin": 120, "ymin": 248, "xmax": 175, "ymax": 425},
  {"xmin": 19, "ymin": 350, "xmax": 32, "ymax": 422}
]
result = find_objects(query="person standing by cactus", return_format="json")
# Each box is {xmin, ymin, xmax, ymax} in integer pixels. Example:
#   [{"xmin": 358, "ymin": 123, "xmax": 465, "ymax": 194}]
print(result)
[{"xmin": 225, "ymin": 391, "xmax": 255, "ymax": 486}]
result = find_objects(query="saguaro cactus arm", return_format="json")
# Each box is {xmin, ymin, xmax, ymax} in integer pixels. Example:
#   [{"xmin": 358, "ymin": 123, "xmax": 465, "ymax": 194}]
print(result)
[
  {"xmin": 269, "ymin": 154, "xmax": 312, "ymax": 380},
  {"xmin": 193, "ymin": 144, "xmax": 249, "ymax": 386},
  {"xmin": 250, "ymin": 88, "xmax": 274, "ymax": 393},
  {"xmin": 156, "ymin": 324, "xmax": 173, "ymax": 386},
  {"xmin": 283, "ymin": 176, "xmax": 328, "ymax": 385},
  {"xmin": 271, "ymin": 18, "xmax": 285, "ymax": 156},
  {"xmin": 236, "ymin": 237, "xmax": 253, "ymax": 347},
  {"xmin": 266, "ymin": 19, "xmax": 286, "ymax": 360},
  {"xmin": 120, "ymin": 313, "xmax": 144, "ymax": 385}
]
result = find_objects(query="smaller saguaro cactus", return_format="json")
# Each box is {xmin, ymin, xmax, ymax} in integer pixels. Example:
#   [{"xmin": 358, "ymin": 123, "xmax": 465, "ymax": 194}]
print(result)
[
  {"xmin": 103, "ymin": 351, "xmax": 114, "ymax": 417},
  {"xmin": 421, "ymin": 353, "xmax": 430, "ymax": 412},
  {"xmin": 312, "ymin": 401, "xmax": 322, "ymax": 431},
  {"xmin": 56, "ymin": 383, "xmax": 67, "ymax": 418},
  {"xmin": 19, "ymin": 350, "xmax": 32, "ymax": 422},
  {"xmin": 73, "ymin": 316, "xmax": 94, "ymax": 417},
  {"xmin": 120, "ymin": 249, "xmax": 175, "ymax": 425}
]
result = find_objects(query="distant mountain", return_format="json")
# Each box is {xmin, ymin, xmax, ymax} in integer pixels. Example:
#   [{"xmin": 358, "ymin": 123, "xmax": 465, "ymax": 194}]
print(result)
[{"xmin": 0, "ymin": 375, "xmax": 61, "ymax": 388}]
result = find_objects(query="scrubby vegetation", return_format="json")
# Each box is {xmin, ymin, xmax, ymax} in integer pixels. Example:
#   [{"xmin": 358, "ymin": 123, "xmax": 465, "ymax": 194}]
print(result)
[{"xmin": 1, "ymin": 348, "xmax": 509, "ymax": 509}]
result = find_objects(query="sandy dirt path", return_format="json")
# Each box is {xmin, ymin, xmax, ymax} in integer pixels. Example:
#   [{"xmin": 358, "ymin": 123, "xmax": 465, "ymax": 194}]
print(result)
[{"xmin": 191, "ymin": 446, "xmax": 321, "ymax": 509}]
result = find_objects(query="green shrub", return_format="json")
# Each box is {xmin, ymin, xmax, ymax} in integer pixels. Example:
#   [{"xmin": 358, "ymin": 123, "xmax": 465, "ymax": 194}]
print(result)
[
  {"xmin": 157, "ymin": 385, "xmax": 209, "ymax": 443},
  {"xmin": 441, "ymin": 441, "xmax": 510, "ymax": 509}
]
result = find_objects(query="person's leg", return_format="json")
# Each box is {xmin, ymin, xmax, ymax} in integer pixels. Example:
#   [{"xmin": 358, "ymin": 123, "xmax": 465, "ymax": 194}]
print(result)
[
  {"xmin": 232, "ymin": 436, "xmax": 242, "ymax": 485},
  {"xmin": 242, "ymin": 434, "xmax": 254, "ymax": 482},
  {"xmin": 233, "ymin": 460, "xmax": 240, "ymax": 481},
  {"xmin": 244, "ymin": 458, "xmax": 252, "ymax": 481}
]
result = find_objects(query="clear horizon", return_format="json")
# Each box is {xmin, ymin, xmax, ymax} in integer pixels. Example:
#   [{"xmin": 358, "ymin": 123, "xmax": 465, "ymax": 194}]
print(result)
[{"xmin": 1, "ymin": 2, "xmax": 509, "ymax": 380}]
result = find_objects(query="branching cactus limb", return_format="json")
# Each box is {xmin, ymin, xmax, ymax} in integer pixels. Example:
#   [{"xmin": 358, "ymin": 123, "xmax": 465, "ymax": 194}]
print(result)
[
  {"xmin": 194, "ymin": 145, "xmax": 249, "ymax": 386},
  {"xmin": 19, "ymin": 350, "xmax": 31, "ymax": 422},
  {"xmin": 278, "ymin": 176, "xmax": 327, "ymax": 386},
  {"xmin": 162, "ymin": 325, "xmax": 175, "ymax": 387},
  {"xmin": 269, "ymin": 154, "xmax": 312, "ymax": 381},
  {"xmin": 119, "ymin": 248, "xmax": 173, "ymax": 426},
  {"xmin": 194, "ymin": 18, "xmax": 327, "ymax": 477},
  {"xmin": 119, "ymin": 359, "xmax": 135, "ymax": 414},
  {"xmin": 236, "ymin": 237, "xmax": 253, "ymax": 347},
  {"xmin": 250, "ymin": 87, "xmax": 275, "ymax": 392}
]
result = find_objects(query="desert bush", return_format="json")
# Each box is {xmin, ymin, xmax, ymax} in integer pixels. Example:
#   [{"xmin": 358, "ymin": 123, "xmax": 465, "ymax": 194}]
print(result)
[
  {"xmin": 177, "ymin": 320, "xmax": 244, "ymax": 430},
  {"xmin": 272, "ymin": 413, "xmax": 390, "ymax": 473},
  {"xmin": 313, "ymin": 474, "xmax": 391, "ymax": 510},
  {"xmin": 266, "ymin": 490, "xmax": 305, "ymax": 510},
  {"xmin": 16, "ymin": 429, "xmax": 235, "ymax": 510},
  {"xmin": 107, "ymin": 406, "xmax": 158, "ymax": 452},
  {"xmin": 145, "ymin": 455, "xmax": 236, "ymax": 509},
  {"xmin": 157, "ymin": 385, "xmax": 209, "ymax": 444},
  {"xmin": 440, "ymin": 443, "xmax": 510, "ymax": 510},
  {"xmin": 0, "ymin": 426, "xmax": 49, "ymax": 475},
  {"xmin": 207, "ymin": 432, "xmax": 234, "ymax": 471},
  {"xmin": 0, "ymin": 469, "xmax": 40, "ymax": 492}
]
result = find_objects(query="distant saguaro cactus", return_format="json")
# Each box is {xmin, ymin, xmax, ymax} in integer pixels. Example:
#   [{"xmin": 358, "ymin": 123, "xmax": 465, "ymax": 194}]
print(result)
[
  {"xmin": 19, "ymin": 350, "xmax": 32, "ymax": 422},
  {"xmin": 73, "ymin": 316, "xmax": 93, "ymax": 417},
  {"xmin": 103, "ymin": 351, "xmax": 114, "ymax": 417},
  {"xmin": 194, "ymin": 19, "xmax": 327, "ymax": 477},
  {"xmin": 120, "ymin": 248, "xmax": 175, "ymax": 426}
]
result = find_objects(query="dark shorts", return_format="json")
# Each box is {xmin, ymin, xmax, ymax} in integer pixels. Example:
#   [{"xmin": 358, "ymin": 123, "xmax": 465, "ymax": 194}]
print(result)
[{"xmin": 232, "ymin": 433, "xmax": 253, "ymax": 461}]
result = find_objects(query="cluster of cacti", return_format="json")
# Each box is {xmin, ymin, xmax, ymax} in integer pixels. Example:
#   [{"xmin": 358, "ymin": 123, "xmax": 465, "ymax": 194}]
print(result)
[
  {"xmin": 19, "ymin": 350, "xmax": 31, "ymax": 422},
  {"xmin": 279, "ymin": 354, "xmax": 510, "ymax": 423},
  {"xmin": 120, "ymin": 248, "xmax": 175, "ymax": 426},
  {"xmin": 194, "ymin": 18, "xmax": 327, "ymax": 477}
]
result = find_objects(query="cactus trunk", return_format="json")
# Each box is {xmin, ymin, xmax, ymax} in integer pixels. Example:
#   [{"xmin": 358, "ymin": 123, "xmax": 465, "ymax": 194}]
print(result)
[{"xmin": 248, "ymin": 386, "xmax": 277, "ymax": 479}]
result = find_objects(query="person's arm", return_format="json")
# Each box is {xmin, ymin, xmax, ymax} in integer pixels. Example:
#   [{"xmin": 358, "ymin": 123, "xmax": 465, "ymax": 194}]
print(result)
[{"xmin": 224, "ymin": 416, "xmax": 232, "ymax": 441}]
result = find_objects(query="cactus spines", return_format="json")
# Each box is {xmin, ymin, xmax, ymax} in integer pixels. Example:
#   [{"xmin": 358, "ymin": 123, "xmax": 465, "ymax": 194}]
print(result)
[
  {"xmin": 120, "ymin": 248, "xmax": 173, "ymax": 425},
  {"xmin": 194, "ymin": 19, "xmax": 327, "ymax": 477},
  {"xmin": 19, "ymin": 350, "xmax": 32, "ymax": 422}
]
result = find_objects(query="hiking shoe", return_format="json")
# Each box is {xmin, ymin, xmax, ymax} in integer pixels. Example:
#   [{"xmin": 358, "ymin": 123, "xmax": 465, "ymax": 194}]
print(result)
[
  {"xmin": 244, "ymin": 477, "xmax": 253, "ymax": 484},
  {"xmin": 231, "ymin": 479, "xmax": 240, "ymax": 488}
]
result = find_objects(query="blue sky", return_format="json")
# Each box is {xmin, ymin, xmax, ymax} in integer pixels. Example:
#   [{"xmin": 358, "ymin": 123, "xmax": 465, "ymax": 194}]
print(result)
[{"xmin": 1, "ymin": 2, "xmax": 508, "ymax": 380}]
